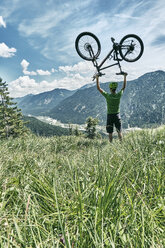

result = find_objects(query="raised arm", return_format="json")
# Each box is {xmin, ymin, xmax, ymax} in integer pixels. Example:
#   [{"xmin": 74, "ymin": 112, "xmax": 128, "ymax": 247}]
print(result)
[
  {"xmin": 121, "ymin": 73, "xmax": 127, "ymax": 91},
  {"xmin": 96, "ymin": 75, "xmax": 104, "ymax": 94}
]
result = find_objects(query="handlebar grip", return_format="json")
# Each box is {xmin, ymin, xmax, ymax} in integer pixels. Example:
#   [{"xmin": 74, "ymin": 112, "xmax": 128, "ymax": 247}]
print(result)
[
  {"xmin": 93, "ymin": 72, "xmax": 105, "ymax": 80},
  {"xmin": 97, "ymin": 72, "xmax": 105, "ymax": 77},
  {"xmin": 116, "ymin": 71, "xmax": 128, "ymax": 76}
]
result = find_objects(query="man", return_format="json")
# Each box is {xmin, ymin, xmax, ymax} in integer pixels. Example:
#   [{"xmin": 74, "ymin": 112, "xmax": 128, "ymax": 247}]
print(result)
[{"xmin": 96, "ymin": 73, "xmax": 127, "ymax": 142}]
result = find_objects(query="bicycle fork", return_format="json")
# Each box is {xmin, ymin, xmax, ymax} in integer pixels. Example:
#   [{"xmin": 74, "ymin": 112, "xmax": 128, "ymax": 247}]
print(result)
[{"xmin": 85, "ymin": 45, "xmax": 99, "ymax": 71}]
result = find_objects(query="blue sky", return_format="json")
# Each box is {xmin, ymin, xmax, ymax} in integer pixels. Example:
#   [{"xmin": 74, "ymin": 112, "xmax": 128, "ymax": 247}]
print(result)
[{"xmin": 0, "ymin": 0, "xmax": 165, "ymax": 97}]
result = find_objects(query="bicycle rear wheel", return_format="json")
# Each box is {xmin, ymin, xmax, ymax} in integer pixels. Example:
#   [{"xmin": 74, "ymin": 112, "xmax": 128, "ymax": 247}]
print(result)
[
  {"xmin": 75, "ymin": 32, "xmax": 101, "ymax": 61},
  {"xmin": 119, "ymin": 34, "xmax": 144, "ymax": 62}
]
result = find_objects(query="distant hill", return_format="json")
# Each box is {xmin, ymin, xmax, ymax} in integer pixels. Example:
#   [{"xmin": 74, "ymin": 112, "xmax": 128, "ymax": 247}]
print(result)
[
  {"xmin": 48, "ymin": 85, "xmax": 104, "ymax": 124},
  {"xmin": 16, "ymin": 70, "xmax": 165, "ymax": 128},
  {"xmin": 23, "ymin": 116, "xmax": 70, "ymax": 136},
  {"xmin": 121, "ymin": 70, "xmax": 165, "ymax": 127},
  {"xmin": 15, "ymin": 88, "xmax": 76, "ymax": 116}
]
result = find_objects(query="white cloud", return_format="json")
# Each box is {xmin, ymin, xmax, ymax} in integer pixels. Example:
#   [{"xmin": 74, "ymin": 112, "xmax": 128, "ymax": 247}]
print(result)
[
  {"xmin": 8, "ymin": 61, "xmax": 95, "ymax": 97},
  {"xmin": 21, "ymin": 59, "xmax": 29, "ymax": 71},
  {"xmin": 23, "ymin": 70, "xmax": 37, "ymax": 76},
  {"xmin": 21, "ymin": 59, "xmax": 53, "ymax": 76},
  {"xmin": 21, "ymin": 59, "xmax": 37, "ymax": 75},
  {"xmin": 0, "ymin": 42, "xmax": 16, "ymax": 57},
  {"xmin": 114, "ymin": 14, "xmax": 140, "ymax": 20},
  {"xmin": 51, "ymin": 68, "xmax": 56, "ymax": 73},
  {"xmin": 0, "ymin": 16, "xmax": 6, "ymax": 28},
  {"xmin": 36, "ymin": 69, "xmax": 51, "ymax": 76},
  {"xmin": 59, "ymin": 61, "xmax": 95, "ymax": 75},
  {"xmin": 18, "ymin": 0, "xmax": 94, "ymax": 38},
  {"xmin": 19, "ymin": 9, "xmax": 71, "ymax": 38},
  {"xmin": 0, "ymin": 0, "xmax": 24, "ymax": 20},
  {"xmin": 9, "ymin": 76, "xmax": 53, "ymax": 97},
  {"xmin": 8, "ymin": 74, "xmax": 87, "ymax": 97}
]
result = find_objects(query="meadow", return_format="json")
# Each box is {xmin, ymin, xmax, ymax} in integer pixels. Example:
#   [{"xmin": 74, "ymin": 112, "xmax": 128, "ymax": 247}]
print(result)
[{"xmin": 0, "ymin": 126, "xmax": 164, "ymax": 247}]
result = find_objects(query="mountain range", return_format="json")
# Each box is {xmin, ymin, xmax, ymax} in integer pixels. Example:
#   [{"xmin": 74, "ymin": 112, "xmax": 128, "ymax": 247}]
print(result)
[
  {"xmin": 15, "ymin": 70, "xmax": 165, "ymax": 128},
  {"xmin": 15, "ymin": 88, "xmax": 75, "ymax": 115}
]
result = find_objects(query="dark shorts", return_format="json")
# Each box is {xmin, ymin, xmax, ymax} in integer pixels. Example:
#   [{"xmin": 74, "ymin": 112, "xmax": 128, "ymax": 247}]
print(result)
[{"xmin": 106, "ymin": 113, "xmax": 122, "ymax": 133}]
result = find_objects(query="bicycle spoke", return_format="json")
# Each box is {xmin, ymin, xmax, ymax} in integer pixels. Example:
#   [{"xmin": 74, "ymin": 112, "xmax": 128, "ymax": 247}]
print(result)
[
  {"xmin": 121, "ymin": 39, "xmax": 141, "ymax": 60},
  {"xmin": 79, "ymin": 37, "xmax": 98, "ymax": 55},
  {"xmin": 119, "ymin": 35, "xmax": 143, "ymax": 62},
  {"xmin": 75, "ymin": 32, "xmax": 101, "ymax": 61}
]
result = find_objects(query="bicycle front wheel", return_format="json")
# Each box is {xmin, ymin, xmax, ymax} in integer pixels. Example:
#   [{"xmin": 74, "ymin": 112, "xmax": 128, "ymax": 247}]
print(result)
[
  {"xmin": 75, "ymin": 32, "xmax": 101, "ymax": 61},
  {"xmin": 119, "ymin": 34, "xmax": 144, "ymax": 62}
]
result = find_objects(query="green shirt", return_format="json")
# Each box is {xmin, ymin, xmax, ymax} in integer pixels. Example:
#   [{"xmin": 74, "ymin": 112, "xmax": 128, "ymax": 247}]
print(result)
[{"xmin": 101, "ymin": 90, "xmax": 123, "ymax": 114}]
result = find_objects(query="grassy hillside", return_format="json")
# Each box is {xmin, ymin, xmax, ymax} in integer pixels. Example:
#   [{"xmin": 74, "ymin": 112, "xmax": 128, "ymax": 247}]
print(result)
[
  {"xmin": 0, "ymin": 126, "xmax": 164, "ymax": 247},
  {"xmin": 23, "ymin": 116, "xmax": 70, "ymax": 137}
]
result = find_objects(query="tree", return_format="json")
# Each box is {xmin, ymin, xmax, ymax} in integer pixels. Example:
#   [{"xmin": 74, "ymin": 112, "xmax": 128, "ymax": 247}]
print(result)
[
  {"xmin": 85, "ymin": 117, "xmax": 99, "ymax": 139},
  {"xmin": 0, "ymin": 78, "xmax": 27, "ymax": 138},
  {"xmin": 74, "ymin": 125, "xmax": 81, "ymax": 136},
  {"xmin": 68, "ymin": 123, "xmax": 73, "ymax": 135}
]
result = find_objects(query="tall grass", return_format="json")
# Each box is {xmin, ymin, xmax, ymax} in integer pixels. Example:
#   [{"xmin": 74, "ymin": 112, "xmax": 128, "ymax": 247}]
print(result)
[{"xmin": 0, "ymin": 127, "xmax": 164, "ymax": 247}]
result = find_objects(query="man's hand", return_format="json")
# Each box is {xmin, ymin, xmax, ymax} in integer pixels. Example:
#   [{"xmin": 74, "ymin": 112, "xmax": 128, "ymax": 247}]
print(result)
[
  {"xmin": 93, "ymin": 73, "xmax": 99, "ymax": 81},
  {"xmin": 93, "ymin": 72, "xmax": 105, "ymax": 80},
  {"xmin": 95, "ymin": 73, "xmax": 100, "ymax": 79}
]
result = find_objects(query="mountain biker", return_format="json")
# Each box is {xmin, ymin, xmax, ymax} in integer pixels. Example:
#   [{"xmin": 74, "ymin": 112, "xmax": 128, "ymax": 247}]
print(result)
[{"xmin": 96, "ymin": 73, "xmax": 127, "ymax": 142}]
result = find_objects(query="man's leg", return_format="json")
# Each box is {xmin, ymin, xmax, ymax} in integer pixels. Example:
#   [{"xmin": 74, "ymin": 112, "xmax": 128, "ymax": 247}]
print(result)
[
  {"xmin": 117, "ymin": 131, "xmax": 123, "ymax": 142},
  {"xmin": 106, "ymin": 114, "xmax": 114, "ymax": 143},
  {"xmin": 115, "ymin": 114, "xmax": 122, "ymax": 142},
  {"xmin": 109, "ymin": 133, "xmax": 113, "ymax": 143}
]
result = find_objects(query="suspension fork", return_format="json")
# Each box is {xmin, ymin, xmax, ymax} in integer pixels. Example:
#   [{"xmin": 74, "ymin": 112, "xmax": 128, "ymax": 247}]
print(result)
[
  {"xmin": 92, "ymin": 58, "xmax": 99, "ymax": 72},
  {"xmin": 87, "ymin": 45, "xmax": 99, "ymax": 72}
]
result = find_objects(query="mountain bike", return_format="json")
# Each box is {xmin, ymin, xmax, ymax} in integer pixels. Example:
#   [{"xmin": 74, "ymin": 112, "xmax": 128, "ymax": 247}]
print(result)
[{"xmin": 75, "ymin": 32, "xmax": 144, "ymax": 79}]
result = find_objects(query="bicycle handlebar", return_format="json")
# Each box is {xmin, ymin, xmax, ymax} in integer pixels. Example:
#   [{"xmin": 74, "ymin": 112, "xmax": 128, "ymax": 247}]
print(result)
[
  {"xmin": 116, "ymin": 71, "xmax": 128, "ymax": 76},
  {"xmin": 92, "ymin": 72, "xmax": 105, "ymax": 80},
  {"xmin": 92, "ymin": 71, "xmax": 127, "ymax": 81}
]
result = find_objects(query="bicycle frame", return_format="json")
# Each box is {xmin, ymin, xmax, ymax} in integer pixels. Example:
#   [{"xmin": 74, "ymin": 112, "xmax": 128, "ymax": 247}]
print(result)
[{"xmin": 89, "ymin": 39, "xmax": 123, "ymax": 74}]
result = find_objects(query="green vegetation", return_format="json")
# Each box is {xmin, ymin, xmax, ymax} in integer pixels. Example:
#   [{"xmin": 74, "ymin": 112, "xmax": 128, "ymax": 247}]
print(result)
[
  {"xmin": 0, "ymin": 78, "xmax": 27, "ymax": 138},
  {"xmin": 85, "ymin": 117, "xmax": 99, "ymax": 139},
  {"xmin": 0, "ymin": 126, "xmax": 164, "ymax": 247},
  {"xmin": 22, "ymin": 116, "xmax": 102, "ymax": 138},
  {"xmin": 23, "ymin": 116, "xmax": 70, "ymax": 137}
]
